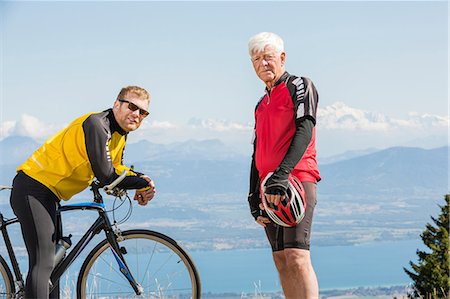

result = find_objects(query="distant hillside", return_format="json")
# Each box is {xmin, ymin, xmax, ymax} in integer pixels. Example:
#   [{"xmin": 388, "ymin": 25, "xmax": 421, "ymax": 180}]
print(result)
[
  {"xmin": 0, "ymin": 136, "xmax": 244, "ymax": 165},
  {"xmin": 129, "ymin": 146, "xmax": 448, "ymax": 196},
  {"xmin": 0, "ymin": 136, "xmax": 447, "ymax": 196},
  {"xmin": 0, "ymin": 137, "xmax": 249, "ymax": 191},
  {"xmin": 124, "ymin": 139, "xmax": 244, "ymax": 162},
  {"xmin": 0, "ymin": 136, "xmax": 39, "ymax": 166},
  {"xmin": 0, "ymin": 136, "xmax": 40, "ymax": 184},
  {"xmin": 0, "ymin": 136, "xmax": 447, "ymax": 248},
  {"xmin": 319, "ymin": 146, "xmax": 448, "ymax": 196},
  {"xmin": 318, "ymin": 148, "xmax": 380, "ymax": 165}
]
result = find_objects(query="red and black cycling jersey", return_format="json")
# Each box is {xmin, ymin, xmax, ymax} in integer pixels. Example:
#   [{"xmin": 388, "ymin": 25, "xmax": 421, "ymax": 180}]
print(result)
[{"xmin": 253, "ymin": 71, "xmax": 321, "ymax": 183}]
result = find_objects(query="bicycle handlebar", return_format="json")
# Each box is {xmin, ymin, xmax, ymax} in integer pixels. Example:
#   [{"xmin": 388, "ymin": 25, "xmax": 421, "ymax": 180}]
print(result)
[
  {"xmin": 0, "ymin": 186, "xmax": 12, "ymax": 191},
  {"xmin": 103, "ymin": 171, "xmax": 128, "ymax": 196}
]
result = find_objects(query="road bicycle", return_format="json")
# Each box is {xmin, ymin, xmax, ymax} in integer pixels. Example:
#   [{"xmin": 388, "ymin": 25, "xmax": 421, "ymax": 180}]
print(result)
[{"xmin": 0, "ymin": 172, "xmax": 201, "ymax": 298}]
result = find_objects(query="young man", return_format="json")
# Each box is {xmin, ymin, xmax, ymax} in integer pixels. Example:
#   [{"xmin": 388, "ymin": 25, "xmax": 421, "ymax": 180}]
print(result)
[
  {"xmin": 10, "ymin": 85, "xmax": 156, "ymax": 298},
  {"xmin": 247, "ymin": 32, "xmax": 321, "ymax": 299}
]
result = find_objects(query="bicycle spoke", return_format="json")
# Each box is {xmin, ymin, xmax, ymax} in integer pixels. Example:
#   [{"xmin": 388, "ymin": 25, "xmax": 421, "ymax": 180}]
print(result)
[
  {"xmin": 77, "ymin": 230, "xmax": 200, "ymax": 298},
  {"xmin": 141, "ymin": 237, "xmax": 158, "ymax": 283},
  {"xmin": 97, "ymin": 256, "xmax": 128, "ymax": 281},
  {"xmin": 86, "ymin": 271, "xmax": 131, "ymax": 289}
]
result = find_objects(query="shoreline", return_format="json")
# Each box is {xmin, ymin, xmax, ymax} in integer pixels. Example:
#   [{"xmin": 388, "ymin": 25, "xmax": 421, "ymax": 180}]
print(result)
[{"xmin": 201, "ymin": 285, "xmax": 409, "ymax": 299}]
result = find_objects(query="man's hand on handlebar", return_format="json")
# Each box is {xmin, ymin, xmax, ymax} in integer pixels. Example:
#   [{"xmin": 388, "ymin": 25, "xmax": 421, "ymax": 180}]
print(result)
[{"xmin": 134, "ymin": 176, "xmax": 156, "ymax": 206}]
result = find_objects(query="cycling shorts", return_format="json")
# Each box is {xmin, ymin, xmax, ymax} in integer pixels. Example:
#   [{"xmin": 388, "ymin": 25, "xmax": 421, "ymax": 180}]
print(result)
[
  {"xmin": 264, "ymin": 181, "xmax": 317, "ymax": 252},
  {"xmin": 10, "ymin": 171, "xmax": 60, "ymax": 298}
]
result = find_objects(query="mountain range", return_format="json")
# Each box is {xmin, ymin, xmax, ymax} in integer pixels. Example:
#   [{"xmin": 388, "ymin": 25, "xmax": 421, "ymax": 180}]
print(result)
[
  {"xmin": 0, "ymin": 136, "xmax": 447, "ymax": 196},
  {"xmin": 0, "ymin": 135, "xmax": 448, "ymax": 248},
  {"xmin": 319, "ymin": 146, "xmax": 448, "ymax": 195}
]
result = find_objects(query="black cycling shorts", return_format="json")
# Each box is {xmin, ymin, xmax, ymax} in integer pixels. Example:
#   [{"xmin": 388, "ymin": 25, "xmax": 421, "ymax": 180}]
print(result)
[
  {"xmin": 264, "ymin": 181, "xmax": 317, "ymax": 252},
  {"xmin": 10, "ymin": 171, "xmax": 60, "ymax": 298}
]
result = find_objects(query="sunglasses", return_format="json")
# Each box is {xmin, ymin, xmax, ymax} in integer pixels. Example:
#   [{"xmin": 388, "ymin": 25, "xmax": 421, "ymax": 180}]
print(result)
[{"xmin": 118, "ymin": 99, "xmax": 149, "ymax": 117}]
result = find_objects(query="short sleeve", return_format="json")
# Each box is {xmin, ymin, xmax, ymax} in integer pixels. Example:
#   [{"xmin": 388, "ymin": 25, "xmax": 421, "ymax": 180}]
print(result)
[{"xmin": 288, "ymin": 76, "xmax": 319, "ymax": 125}]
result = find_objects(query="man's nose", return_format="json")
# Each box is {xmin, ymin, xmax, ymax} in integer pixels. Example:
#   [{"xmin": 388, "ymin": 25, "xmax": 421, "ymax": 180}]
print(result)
[{"xmin": 130, "ymin": 109, "xmax": 141, "ymax": 118}]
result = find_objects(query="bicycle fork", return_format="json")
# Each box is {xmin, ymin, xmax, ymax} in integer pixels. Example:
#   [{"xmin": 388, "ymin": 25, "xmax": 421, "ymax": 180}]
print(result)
[
  {"xmin": 104, "ymin": 221, "xmax": 144, "ymax": 295},
  {"xmin": 110, "ymin": 247, "xmax": 144, "ymax": 295}
]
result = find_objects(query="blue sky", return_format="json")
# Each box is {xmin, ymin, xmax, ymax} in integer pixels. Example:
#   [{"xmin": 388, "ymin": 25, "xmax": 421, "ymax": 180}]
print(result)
[{"xmin": 0, "ymin": 1, "xmax": 448, "ymax": 156}]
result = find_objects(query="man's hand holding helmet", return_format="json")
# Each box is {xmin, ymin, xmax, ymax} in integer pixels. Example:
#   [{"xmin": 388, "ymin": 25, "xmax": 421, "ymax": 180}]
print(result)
[{"xmin": 263, "ymin": 167, "xmax": 290, "ymax": 206}]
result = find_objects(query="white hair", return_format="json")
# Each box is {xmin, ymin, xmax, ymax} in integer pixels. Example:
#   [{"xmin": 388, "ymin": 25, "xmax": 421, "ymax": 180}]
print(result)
[{"xmin": 248, "ymin": 32, "xmax": 284, "ymax": 56}]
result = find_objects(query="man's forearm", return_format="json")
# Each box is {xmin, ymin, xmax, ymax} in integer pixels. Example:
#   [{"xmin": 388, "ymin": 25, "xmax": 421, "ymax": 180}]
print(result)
[{"xmin": 277, "ymin": 117, "xmax": 314, "ymax": 173}]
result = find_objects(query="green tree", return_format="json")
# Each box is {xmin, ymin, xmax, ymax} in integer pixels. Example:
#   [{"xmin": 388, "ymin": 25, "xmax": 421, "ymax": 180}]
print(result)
[{"xmin": 404, "ymin": 194, "xmax": 449, "ymax": 298}]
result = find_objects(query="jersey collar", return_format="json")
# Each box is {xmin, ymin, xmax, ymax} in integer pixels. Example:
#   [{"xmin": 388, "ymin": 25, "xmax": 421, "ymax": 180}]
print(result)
[
  {"xmin": 107, "ymin": 109, "xmax": 127, "ymax": 136},
  {"xmin": 265, "ymin": 71, "xmax": 290, "ymax": 92}
]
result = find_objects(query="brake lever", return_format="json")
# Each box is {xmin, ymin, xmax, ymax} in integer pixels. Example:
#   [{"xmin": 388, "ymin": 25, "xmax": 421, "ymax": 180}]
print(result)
[{"xmin": 104, "ymin": 171, "xmax": 128, "ymax": 196}]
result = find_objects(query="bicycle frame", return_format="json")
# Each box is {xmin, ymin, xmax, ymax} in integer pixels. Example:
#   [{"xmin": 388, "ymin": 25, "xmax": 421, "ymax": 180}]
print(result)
[
  {"xmin": 0, "ymin": 213, "xmax": 24, "ymax": 293},
  {"xmin": 0, "ymin": 181, "xmax": 144, "ymax": 296}
]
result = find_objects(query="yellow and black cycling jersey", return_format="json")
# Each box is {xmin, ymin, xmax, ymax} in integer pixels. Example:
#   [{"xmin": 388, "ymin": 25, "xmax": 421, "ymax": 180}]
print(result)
[{"xmin": 18, "ymin": 109, "xmax": 149, "ymax": 200}]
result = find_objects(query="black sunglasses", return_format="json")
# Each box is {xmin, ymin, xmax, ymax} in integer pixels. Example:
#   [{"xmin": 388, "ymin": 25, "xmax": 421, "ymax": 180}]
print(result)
[{"xmin": 118, "ymin": 99, "xmax": 149, "ymax": 117}]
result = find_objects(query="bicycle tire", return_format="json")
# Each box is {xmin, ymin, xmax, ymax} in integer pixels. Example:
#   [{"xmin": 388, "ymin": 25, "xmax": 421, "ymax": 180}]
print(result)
[
  {"xmin": 76, "ymin": 229, "xmax": 201, "ymax": 298},
  {"xmin": 0, "ymin": 255, "xmax": 14, "ymax": 299}
]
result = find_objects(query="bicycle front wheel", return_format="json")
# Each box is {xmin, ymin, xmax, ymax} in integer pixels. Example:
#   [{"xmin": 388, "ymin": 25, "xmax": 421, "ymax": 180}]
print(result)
[
  {"xmin": 0, "ymin": 255, "xmax": 14, "ymax": 299},
  {"xmin": 77, "ymin": 229, "xmax": 201, "ymax": 298}
]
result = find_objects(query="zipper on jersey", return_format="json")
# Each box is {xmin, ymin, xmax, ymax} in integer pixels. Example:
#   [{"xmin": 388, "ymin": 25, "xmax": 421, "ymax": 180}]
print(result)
[{"xmin": 266, "ymin": 90, "xmax": 271, "ymax": 104}]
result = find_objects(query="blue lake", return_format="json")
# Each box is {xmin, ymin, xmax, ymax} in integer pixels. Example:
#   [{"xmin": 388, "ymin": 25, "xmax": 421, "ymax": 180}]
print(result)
[
  {"xmin": 190, "ymin": 239, "xmax": 423, "ymax": 294},
  {"xmin": 7, "ymin": 239, "xmax": 423, "ymax": 295}
]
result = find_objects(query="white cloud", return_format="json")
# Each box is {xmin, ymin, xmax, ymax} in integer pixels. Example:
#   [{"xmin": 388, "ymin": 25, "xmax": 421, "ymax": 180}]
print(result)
[
  {"xmin": 397, "ymin": 112, "xmax": 449, "ymax": 128},
  {"xmin": 318, "ymin": 102, "xmax": 449, "ymax": 131},
  {"xmin": 140, "ymin": 120, "xmax": 178, "ymax": 129},
  {"xmin": 0, "ymin": 114, "xmax": 64, "ymax": 140},
  {"xmin": 0, "ymin": 105, "xmax": 447, "ymax": 157},
  {"xmin": 315, "ymin": 102, "xmax": 448, "ymax": 156},
  {"xmin": 0, "ymin": 120, "xmax": 15, "ymax": 138},
  {"xmin": 187, "ymin": 118, "xmax": 252, "ymax": 132}
]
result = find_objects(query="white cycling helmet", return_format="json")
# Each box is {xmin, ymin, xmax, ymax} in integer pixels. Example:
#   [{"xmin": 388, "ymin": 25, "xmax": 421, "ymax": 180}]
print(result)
[{"xmin": 260, "ymin": 172, "xmax": 307, "ymax": 227}]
